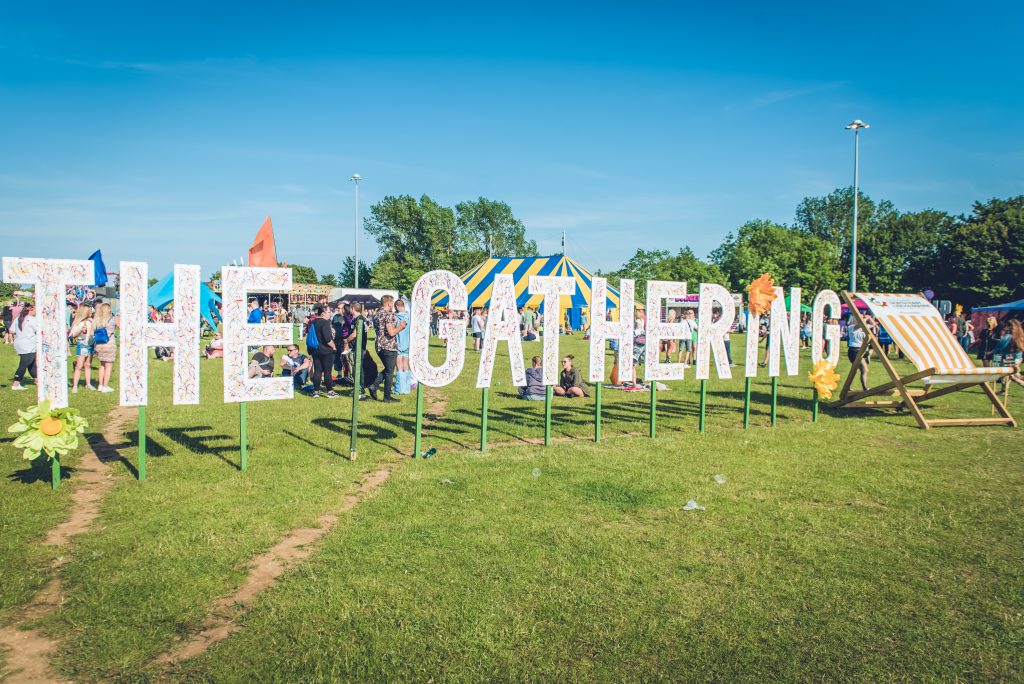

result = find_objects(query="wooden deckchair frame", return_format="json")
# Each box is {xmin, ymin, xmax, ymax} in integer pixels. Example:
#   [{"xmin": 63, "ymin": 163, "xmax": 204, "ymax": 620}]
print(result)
[{"xmin": 831, "ymin": 291, "xmax": 1016, "ymax": 429}]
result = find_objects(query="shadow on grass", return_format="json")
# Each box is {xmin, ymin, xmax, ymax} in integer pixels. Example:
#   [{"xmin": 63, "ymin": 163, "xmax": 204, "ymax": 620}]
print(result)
[
  {"xmin": 7, "ymin": 456, "xmax": 76, "ymax": 485},
  {"xmin": 88, "ymin": 430, "xmax": 142, "ymax": 479},
  {"xmin": 311, "ymin": 417, "xmax": 404, "ymax": 455},
  {"xmin": 159, "ymin": 426, "xmax": 241, "ymax": 471},
  {"xmin": 283, "ymin": 429, "xmax": 349, "ymax": 460}
]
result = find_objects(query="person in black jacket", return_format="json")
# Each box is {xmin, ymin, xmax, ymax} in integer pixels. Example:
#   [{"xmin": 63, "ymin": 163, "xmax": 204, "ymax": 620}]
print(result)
[{"xmin": 309, "ymin": 306, "xmax": 338, "ymax": 398}]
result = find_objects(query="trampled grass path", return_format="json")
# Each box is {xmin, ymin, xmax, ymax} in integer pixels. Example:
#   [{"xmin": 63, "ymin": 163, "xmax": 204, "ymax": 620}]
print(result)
[
  {"xmin": 0, "ymin": 404, "xmax": 133, "ymax": 684},
  {"xmin": 154, "ymin": 387, "xmax": 450, "ymax": 666}
]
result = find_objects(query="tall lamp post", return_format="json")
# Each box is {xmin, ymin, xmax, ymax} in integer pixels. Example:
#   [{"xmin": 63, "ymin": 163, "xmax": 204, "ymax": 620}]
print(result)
[
  {"xmin": 845, "ymin": 119, "xmax": 869, "ymax": 292},
  {"xmin": 349, "ymin": 173, "xmax": 362, "ymax": 288}
]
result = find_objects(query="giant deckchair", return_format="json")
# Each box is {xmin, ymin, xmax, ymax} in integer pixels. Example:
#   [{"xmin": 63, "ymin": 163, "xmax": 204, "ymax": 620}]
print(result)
[{"xmin": 832, "ymin": 292, "xmax": 1016, "ymax": 429}]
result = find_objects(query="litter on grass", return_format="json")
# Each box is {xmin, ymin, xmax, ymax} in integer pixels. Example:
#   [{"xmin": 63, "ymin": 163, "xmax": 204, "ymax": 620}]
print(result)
[
  {"xmin": 532, "ymin": 468, "xmax": 541, "ymax": 478},
  {"xmin": 713, "ymin": 474, "xmax": 727, "ymax": 484},
  {"xmin": 682, "ymin": 499, "xmax": 705, "ymax": 511}
]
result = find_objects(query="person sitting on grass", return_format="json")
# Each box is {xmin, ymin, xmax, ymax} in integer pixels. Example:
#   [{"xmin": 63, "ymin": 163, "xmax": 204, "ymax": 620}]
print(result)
[
  {"xmin": 521, "ymin": 328, "xmax": 538, "ymax": 342},
  {"xmin": 205, "ymin": 332, "xmax": 224, "ymax": 359},
  {"xmin": 280, "ymin": 344, "xmax": 312, "ymax": 389},
  {"xmin": 248, "ymin": 345, "xmax": 275, "ymax": 379},
  {"xmin": 554, "ymin": 354, "xmax": 588, "ymax": 398},
  {"xmin": 519, "ymin": 355, "xmax": 545, "ymax": 400}
]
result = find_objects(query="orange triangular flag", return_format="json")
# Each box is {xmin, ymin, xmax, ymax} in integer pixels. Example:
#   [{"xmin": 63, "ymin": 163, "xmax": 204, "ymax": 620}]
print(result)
[{"xmin": 248, "ymin": 216, "xmax": 278, "ymax": 267}]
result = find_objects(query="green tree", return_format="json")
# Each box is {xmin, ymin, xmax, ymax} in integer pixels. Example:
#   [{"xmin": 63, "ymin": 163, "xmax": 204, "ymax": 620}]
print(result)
[
  {"xmin": 336, "ymin": 257, "xmax": 373, "ymax": 289},
  {"xmin": 860, "ymin": 209, "xmax": 956, "ymax": 292},
  {"xmin": 612, "ymin": 247, "xmax": 725, "ymax": 298},
  {"xmin": 287, "ymin": 264, "xmax": 319, "ymax": 284},
  {"xmin": 455, "ymin": 198, "xmax": 538, "ymax": 269},
  {"xmin": 319, "ymin": 273, "xmax": 338, "ymax": 287},
  {"xmin": 711, "ymin": 220, "xmax": 843, "ymax": 292},
  {"xmin": 794, "ymin": 188, "xmax": 899, "ymax": 284},
  {"xmin": 929, "ymin": 196, "xmax": 1024, "ymax": 306},
  {"xmin": 364, "ymin": 195, "xmax": 460, "ymax": 292}
]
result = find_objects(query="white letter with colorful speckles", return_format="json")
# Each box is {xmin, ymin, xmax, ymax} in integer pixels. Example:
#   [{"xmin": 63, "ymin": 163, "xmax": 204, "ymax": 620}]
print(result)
[
  {"xmin": 410, "ymin": 270, "xmax": 468, "ymax": 387},
  {"xmin": 222, "ymin": 267, "xmax": 293, "ymax": 403}
]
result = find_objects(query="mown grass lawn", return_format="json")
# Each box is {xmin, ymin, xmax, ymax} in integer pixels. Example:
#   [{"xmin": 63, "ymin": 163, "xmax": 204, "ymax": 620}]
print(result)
[{"xmin": 1, "ymin": 332, "xmax": 1022, "ymax": 681}]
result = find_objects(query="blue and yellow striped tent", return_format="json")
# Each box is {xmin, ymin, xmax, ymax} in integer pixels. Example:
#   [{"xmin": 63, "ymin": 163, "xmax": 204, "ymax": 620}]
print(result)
[{"xmin": 431, "ymin": 254, "xmax": 620, "ymax": 312}]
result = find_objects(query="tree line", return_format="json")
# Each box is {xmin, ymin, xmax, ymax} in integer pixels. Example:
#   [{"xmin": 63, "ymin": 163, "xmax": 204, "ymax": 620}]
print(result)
[{"xmin": 271, "ymin": 190, "xmax": 1022, "ymax": 310}]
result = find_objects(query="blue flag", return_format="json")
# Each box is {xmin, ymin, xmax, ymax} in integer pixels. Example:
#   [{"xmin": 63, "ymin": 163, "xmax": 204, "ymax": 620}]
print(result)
[{"xmin": 88, "ymin": 250, "xmax": 108, "ymax": 287}]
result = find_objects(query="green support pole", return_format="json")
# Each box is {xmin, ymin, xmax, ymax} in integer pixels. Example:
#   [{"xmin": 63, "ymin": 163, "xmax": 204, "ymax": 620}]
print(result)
[
  {"xmin": 771, "ymin": 376, "xmax": 778, "ymax": 427},
  {"xmin": 239, "ymin": 402, "xmax": 248, "ymax": 471},
  {"xmin": 545, "ymin": 384, "xmax": 553, "ymax": 446},
  {"xmin": 594, "ymin": 381, "xmax": 602, "ymax": 443},
  {"xmin": 481, "ymin": 388, "xmax": 489, "ymax": 451},
  {"xmin": 743, "ymin": 377, "xmax": 751, "ymax": 429},
  {"xmin": 812, "ymin": 388, "xmax": 819, "ymax": 422},
  {"xmin": 51, "ymin": 455, "xmax": 60, "ymax": 490},
  {"xmin": 350, "ymin": 319, "xmax": 363, "ymax": 461},
  {"xmin": 649, "ymin": 380, "xmax": 657, "ymax": 438},
  {"xmin": 414, "ymin": 383, "xmax": 424, "ymax": 458},
  {"xmin": 699, "ymin": 379, "xmax": 707, "ymax": 433},
  {"xmin": 138, "ymin": 405, "xmax": 147, "ymax": 481}
]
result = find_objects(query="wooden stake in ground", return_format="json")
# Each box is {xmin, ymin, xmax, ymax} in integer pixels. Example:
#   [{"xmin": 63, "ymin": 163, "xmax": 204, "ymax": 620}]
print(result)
[
  {"xmin": 480, "ymin": 387, "xmax": 489, "ymax": 451},
  {"xmin": 771, "ymin": 376, "xmax": 778, "ymax": 427},
  {"xmin": 544, "ymin": 384, "xmax": 552, "ymax": 446},
  {"xmin": 699, "ymin": 379, "xmax": 707, "ymax": 433},
  {"xmin": 743, "ymin": 377, "xmax": 751, "ymax": 429},
  {"xmin": 649, "ymin": 381, "xmax": 657, "ymax": 438},
  {"xmin": 138, "ymin": 405, "xmax": 147, "ymax": 480},
  {"xmin": 239, "ymin": 402, "xmax": 248, "ymax": 471},
  {"xmin": 414, "ymin": 382, "xmax": 423, "ymax": 457},
  {"xmin": 350, "ymin": 318, "xmax": 363, "ymax": 461},
  {"xmin": 51, "ymin": 454, "xmax": 61, "ymax": 490},
  {"xmin": 594, "ymin": 381, "xmax": 602, "ymax": 443},
  {"xmin": 812, "ymin": 388, "xmax": 819, "ymax": 422}
]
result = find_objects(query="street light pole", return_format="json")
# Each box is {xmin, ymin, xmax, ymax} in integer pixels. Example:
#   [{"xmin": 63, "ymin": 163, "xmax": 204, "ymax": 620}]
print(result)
[
  {"xmin": 845, "ymin": 120, "xmax": 869, "ymax": 292},
  {"xmin": 349, "ymin": 173, "xmax": 362, "ymax": 288}
]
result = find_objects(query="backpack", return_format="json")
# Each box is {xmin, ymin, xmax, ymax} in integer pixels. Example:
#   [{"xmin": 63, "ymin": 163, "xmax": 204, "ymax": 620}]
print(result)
[
  {"xmin": 305, "ymin": 321, "xmax": 319, "ymax": 351},
  {"xmin": 94, "ymin": 326, "xmax": 110, "ymax": 345}
]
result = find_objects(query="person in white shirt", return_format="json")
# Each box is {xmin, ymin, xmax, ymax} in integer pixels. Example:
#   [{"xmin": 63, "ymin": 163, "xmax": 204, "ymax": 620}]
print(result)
[
  {"xmin": 847, "ymin": 314, "xmax": 872, "ymax": 390},
  {"xmin": 10, "ymin": 305, "xmax": 38, "ymax": 391},
  {"xmin": 677, "ymin": 309, "xmax": 695, "ymax": 367},
  {"xmin": 471, "ymin": 308, "xmax": 485, "ymax": 351}
]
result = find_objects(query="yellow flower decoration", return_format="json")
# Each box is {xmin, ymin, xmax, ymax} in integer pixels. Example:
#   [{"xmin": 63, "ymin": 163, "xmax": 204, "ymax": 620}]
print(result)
[
  {"xmin": 746, "ymin": 273, "xmax": 777, "ymax": 316},
  {"xmin": 807, "ymin": 360, "xmax": 840, "ymax": 400},
  {"xmin": 7, "ymin": 400, "xmax": 89, "ymax": 461}
]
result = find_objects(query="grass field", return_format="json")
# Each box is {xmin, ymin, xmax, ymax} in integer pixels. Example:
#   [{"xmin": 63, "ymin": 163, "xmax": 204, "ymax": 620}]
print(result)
[{"xmin": 1, "ymin": 332, "xmax": 1022, "ymax": 682}]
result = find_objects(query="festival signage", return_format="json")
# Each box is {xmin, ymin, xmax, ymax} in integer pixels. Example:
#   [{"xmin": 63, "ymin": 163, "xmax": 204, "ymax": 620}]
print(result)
[
  {"xmin": 3, "ymin": 257, "xmax": 847, "ymax": 403},
  {"xmin": 5, "ymin": 256, "xmax": 844, "ymax": 483}
]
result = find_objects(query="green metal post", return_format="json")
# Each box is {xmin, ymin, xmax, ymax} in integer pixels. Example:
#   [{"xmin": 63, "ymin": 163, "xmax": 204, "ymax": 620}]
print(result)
[
  {"xmin": 649, "ymin": 380, "xmax": 657, "ymax": 438},
  {"xmin": 545, "ymin": 384, "xmax": 553, "ymax": 446},
  {"xmin": 481, "ymin": 387, "xmax": 489, "ymax": 451},
  {"xmin": 594, "ymin": 381, "xmax": 602, "ymax": 443},
  {"xmin": 138, "ymin": 405, "xmax": 147, "ymax": 481},
  {"xmin": 240, "ymin": 402, "xmax": 248, "ymax": 471},
  {"xmin": 350, "ymin": 319, "xmax": 363, "ymax": 460},
  {"xmin": 743, "ymin": 377, "xmax": 751, "ymax": 429},
  {"xmin": 414, "ymin": 382, "xmax": 424, "ymax": 457},
  {"xmin": 699, "ymin": 379, "xmax": 707, "ymax": 433},
  {"xmin": 51, "ymin": 455, "xmax": 60, "ymax": 490},
  {"xmin": 771, "ymin": 376, "xmax": 778, "ymax": 427},
  {"xmin": 812, "ymin": 388, "xmax": 819, "ymax": 422}
]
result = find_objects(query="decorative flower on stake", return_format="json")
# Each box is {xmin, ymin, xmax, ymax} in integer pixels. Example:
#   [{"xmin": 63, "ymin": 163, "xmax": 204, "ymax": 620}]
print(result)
[
  {"xmin": 746, "ymin": 273, "xmax": 777, "ymax": 316},
  {"xmin": 807, "ymin": 360, "xmax": 840, "ymax": 400},
  {"xmin": 8, "ymin": 400, "xmax": 89, "ymax": 461}
]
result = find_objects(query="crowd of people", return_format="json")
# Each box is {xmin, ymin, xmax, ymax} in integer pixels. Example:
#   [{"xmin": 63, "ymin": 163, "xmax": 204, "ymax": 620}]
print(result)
[{"xmin": 2, "ymin": 294, "xmax": 1022, "ymax": 399}]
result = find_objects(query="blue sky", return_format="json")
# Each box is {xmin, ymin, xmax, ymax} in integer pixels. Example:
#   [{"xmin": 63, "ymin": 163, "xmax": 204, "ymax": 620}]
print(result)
[{"xmin": 2, "ymin": 1, "xmax": 1022, "ymax": 281}]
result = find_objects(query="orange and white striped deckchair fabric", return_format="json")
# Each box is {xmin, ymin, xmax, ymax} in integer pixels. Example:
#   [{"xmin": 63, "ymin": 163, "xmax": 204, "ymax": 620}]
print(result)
[{"xmin": 855, "ymin": 293, "xmax": 1015, "ymax": 385}]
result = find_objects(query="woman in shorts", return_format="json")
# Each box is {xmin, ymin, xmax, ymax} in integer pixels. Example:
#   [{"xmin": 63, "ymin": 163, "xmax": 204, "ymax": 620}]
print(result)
[{"xmin": 69, "ymin": 304, "xmax": 95, "ymax": 393}]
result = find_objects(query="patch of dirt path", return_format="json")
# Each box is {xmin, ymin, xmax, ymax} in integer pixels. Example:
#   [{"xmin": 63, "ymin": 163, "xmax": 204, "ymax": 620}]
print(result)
[
  {"xmin": 156, "ymin": 463, "xmax": 396, "ymax": 665},
  {"xmin": 0, "ymin": 405, "xmax": 134, "ymax": 684}
]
